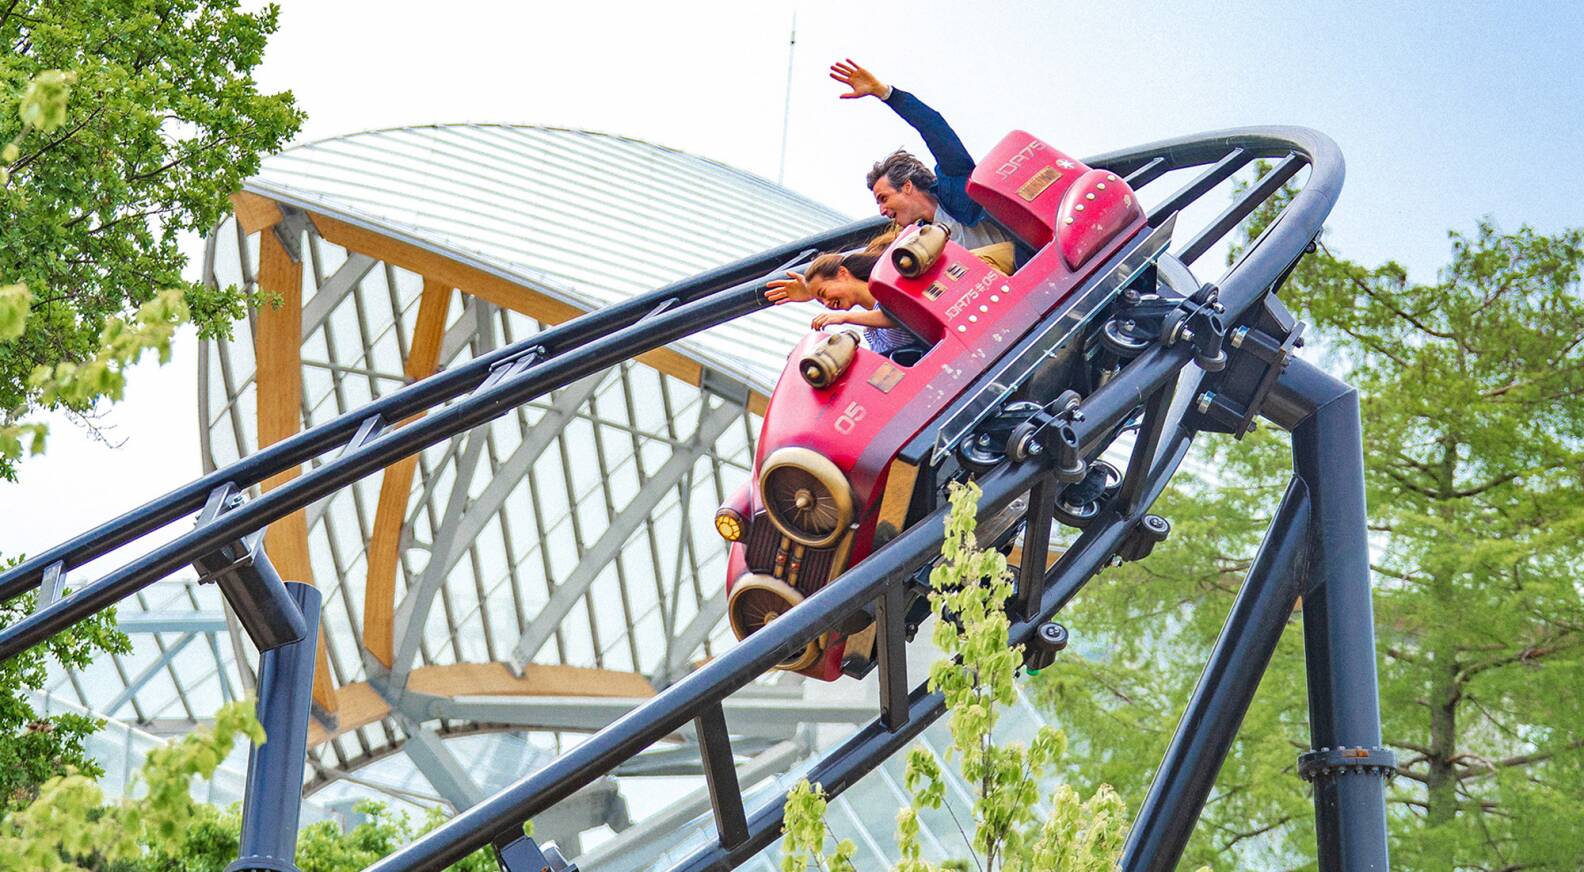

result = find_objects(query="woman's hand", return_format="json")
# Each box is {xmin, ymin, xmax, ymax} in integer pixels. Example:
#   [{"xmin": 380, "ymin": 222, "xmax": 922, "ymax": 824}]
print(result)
[
  {"xmin": 812, "ymin": 311, "xmax": 849, "ymax": 330},
  {"xmin": 830, "ymin": 59, "xmax": 888, "ymax": 100},
  {"xmin": 765, "ymin": 270, "xmax": 813, "ymax": 304}
]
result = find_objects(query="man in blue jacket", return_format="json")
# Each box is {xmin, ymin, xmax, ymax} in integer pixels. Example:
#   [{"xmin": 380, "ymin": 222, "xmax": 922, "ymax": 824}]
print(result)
[{"xmin": 831, "ymin": 59, "xmax": 1015, "ymax": 251}]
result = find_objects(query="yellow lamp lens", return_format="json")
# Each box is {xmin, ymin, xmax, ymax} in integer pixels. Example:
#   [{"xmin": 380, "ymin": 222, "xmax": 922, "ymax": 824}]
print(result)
[{"xmin": 715, "ymin": 510, "xmax": 743, "ymax": 542}]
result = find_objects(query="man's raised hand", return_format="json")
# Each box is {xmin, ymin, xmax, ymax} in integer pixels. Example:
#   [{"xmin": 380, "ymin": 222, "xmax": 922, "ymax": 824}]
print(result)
[
  {"xmin": 765, "ymin": 270, "xmax": 813, "ymax": 304},
  {"xmin": 830, "ymin": 59, "xmax": 887, "ymax": 100}
]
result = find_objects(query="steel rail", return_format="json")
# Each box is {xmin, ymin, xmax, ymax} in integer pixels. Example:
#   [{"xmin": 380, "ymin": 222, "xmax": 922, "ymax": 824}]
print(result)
[
  {"xmin": 0, "ymin": 259, "xmax": 875, "ymax": 659},
  {"xmin": 367, "ymin": 126, "xmax": 1343, "ymax": 870},
  {"xmin": 0, "ymin": 216, "xmax": 887, "ymax": 604},
  {"xmin": 0, "ymin": 125, "xmax": 1352, "ymax": 871}
]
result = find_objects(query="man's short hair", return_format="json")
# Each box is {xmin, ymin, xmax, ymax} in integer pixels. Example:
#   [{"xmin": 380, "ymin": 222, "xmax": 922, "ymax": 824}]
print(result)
[{"xmin": 867, "ymin": 149, "xmax": 935, "ymax": 194}]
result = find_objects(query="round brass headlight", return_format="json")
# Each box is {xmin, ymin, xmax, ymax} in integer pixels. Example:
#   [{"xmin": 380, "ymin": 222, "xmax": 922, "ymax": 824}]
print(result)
[
  {"xmin": 727, "ymin": 574, "xmax": 820, "ymax": 671},
  {"xmin": 758, "ymin": 447, "xmax": 854, "ymax": 549}
]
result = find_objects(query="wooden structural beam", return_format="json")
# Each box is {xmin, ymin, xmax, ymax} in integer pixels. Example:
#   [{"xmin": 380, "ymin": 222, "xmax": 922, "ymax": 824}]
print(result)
[
  {"xmin": 230, "ymin": 190, "xmax": 284, "ymax": 234},
  {"xmin": 363, "ymin": 277, "xmax": 452, "ymax": 668},
  {"xmin": 308, "ymin": 210, "xmax": 761, "ymax": 405},
  {"xmin": 255, "ymin": 228, "xmax": 339, "ymax": 718},
  {"xmin": 306, "ymin": 662, "xmax": 655, "ymax": 746}
]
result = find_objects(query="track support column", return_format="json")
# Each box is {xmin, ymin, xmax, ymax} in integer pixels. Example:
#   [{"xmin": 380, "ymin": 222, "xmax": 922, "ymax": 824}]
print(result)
[
  {"xmin": 228, "ymin": 581, "xmax": 321, "ymax": 872},
  {"xmin": 1120, "ymin": 477, "xmax": 1310, "ymax": 870},
  {"xmin": 1268, "ymin": 357, "xmax": 1393, "ymax": 870}
]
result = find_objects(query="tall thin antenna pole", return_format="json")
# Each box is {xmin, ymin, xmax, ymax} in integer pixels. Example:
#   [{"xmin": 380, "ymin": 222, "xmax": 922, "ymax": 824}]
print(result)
[{"xmin": 777, "ymin": 12, "xmax": 797, "ymax": 185}]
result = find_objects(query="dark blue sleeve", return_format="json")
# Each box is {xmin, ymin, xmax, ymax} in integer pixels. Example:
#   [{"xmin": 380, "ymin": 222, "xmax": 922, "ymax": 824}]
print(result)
[{"xmin": 883, "ymin": 87, "xmax": 984, "ymax": 225}]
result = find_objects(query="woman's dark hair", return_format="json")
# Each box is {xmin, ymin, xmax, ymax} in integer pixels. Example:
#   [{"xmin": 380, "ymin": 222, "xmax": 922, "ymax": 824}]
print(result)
[{"xmin": 805, "ymin": 225, "xmax": 904, "ymax": 282}]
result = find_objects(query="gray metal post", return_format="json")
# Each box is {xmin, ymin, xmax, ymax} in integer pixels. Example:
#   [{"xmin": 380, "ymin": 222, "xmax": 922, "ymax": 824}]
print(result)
[
  {"xmin": 1120, "ymin": 478, "xmax": 1310, "ymax": 870},
  {"xmin": 1267, "ymin": 358, "xmax": 1393, "ymax": 870},
  {"xmin": 228, "ymin": 581, "xmax": 322, "ymax": 872}
]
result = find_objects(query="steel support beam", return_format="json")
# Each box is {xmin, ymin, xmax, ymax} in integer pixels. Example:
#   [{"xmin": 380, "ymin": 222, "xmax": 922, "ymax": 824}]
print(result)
[
  {"xmin": 232, "ymin": 582, "xmax": 321, "ymax": 872},
  {"xmin": 575, "ymin": 740, "xmax": 803, "ymax": 872},
  {"xmin": 655, "ymin": 594, "xmax": 726, "ymax": 687},
  {"xmin": 610, "ymin": 736, "xmax": 783, "ymax": 777},
  {"xmin": 1269, "ymin": 357, "xmax": 1393, "ymax": 870},
  {"xmin": 1121, "ymin": 478, "xmax": 1310, "ymax": 870},
  {"xmin": 510, "ymin": 399, "xmax": 742, "ymax": 668},
  {"xmin": 104, "ymin": 632, "xmax": 197, "ymax": 716},
  {"xmin": 438, "ymin": 299, "xmax": 480, "ymax": 366},
  {"xmin": 115, "ymin": 611, "xmax": 230, "ymax": 635},
  {"xmin": 387, "ymin": 417, "xmax": 491, "ymax": 687},
  {"xmin": 387, "ymin": 369, "xmax": 613, "ymax": 687},
  {"xmin": 396, "ymin": 713, "xmax": 487, "ymax": 811},
  {"xmin": 421, "ymin": 694, "xmax": 873, "ymax": 740},
  {"xmin": 301, "ymin": 252, "xmax": 377, "ymax": 341}
]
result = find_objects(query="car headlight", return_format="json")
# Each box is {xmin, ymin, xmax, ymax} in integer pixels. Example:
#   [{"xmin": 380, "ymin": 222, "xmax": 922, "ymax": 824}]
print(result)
[
  {"xmin": 758, "ymin": 447, "xmax": 854, "ymax": 549},
  {"xmin": 727, "ymin": 574, "xmax": 820, "ymax": 671},
  {"xmin": 714, "ymin": 506, "xmax": 746, "ymax": 542}
]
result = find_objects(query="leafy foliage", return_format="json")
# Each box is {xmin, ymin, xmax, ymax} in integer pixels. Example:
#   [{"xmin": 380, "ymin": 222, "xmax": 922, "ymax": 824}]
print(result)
[
  {"xmin": 783, "ymin": 482, "xmax": 1130, "ymax": 871},
  {"xmin": 1, "ymin": 696, "xmax": 498, "ymax": 871},
  {"xmin": 0, "ymin": 285, "xmax": 189, "ymax": 461},
  {"xmin": 0, "ymin": 0, "xmax": 302, "ymax": 477},
  {"xmin": 1029, "ymin": 214, "xmax": 1584, "ymax": 869},
  {"xmin": 0, "ymin": 699, "xmax": 262, "ymax": 870},
  {"xmin": 0, "ymin": 0, "xmax": 301, "ymax": 846},
  {"xmin": 123, "ymin": 800, "xmax": 499, "ymax": 872},
  {"xmin": 781, "ymin": 780, "xmax": 858, "ymax": 872},
  {"xmin": 0, "ymin": 585, "xmax": 129, "ymax": 815}
]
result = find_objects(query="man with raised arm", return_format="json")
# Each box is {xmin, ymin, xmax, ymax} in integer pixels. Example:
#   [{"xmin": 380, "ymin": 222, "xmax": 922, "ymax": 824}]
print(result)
[{"xmin": 830, "ymin": 59, "xmax": 1015, "ymax": 251}]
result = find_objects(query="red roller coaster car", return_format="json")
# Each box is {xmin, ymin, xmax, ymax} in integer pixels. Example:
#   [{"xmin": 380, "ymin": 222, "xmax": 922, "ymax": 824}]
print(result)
[{"xmin": 715, "ymin": 130, "xmax": 1171, "ymax": 680}]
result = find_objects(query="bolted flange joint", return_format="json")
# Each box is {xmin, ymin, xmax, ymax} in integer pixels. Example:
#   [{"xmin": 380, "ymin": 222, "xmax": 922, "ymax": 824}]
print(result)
[{"xmin": 1297, "ymin": 745, "xmax": 1397, "ymax": 783}]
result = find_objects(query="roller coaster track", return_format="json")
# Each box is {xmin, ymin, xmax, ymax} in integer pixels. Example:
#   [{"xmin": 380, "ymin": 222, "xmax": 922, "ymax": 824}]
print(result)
[{"xmin": 0, "ymin": 127, "xmax": 1393, "ymax": 871}]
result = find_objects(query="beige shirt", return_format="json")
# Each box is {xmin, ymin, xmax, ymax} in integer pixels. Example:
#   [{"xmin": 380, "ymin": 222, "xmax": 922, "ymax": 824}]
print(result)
[{"xmin": 934, "ymin": 204, "xmax": 1016, "ymax": 251}]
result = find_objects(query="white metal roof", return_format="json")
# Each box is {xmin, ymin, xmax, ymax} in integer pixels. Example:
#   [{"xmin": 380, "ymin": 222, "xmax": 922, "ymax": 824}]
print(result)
[{"xmin": 245, "ymin": 123, "xmax": 854, "ymax": 394}]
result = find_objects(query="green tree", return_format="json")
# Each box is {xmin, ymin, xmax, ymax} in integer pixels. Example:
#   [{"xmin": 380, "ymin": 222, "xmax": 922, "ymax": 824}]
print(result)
[
  {"xmin": 0, "ymin": 0, "xmax": 302, "ymax": 477},
  {"xmin": 0, "ymin": 699, "xmax": 264, "ymax": 870},
  {"xmin": 1, "ymin": 0, "xmax": 301, "ymax": 818},
  {"xmin": 1030, "ymin": 220, "xmax": 1584, "ymax": 869},
  {"xmin": 0, "ymin": 581, "xmax": 129, "ymax": 813},
  {"xmin": 782, "ymin": 482, "xmax": 1130, "ymax": 871},
  {"xmin": 124, "ymin": 800, "xmax": 500, "ymax": 872}
]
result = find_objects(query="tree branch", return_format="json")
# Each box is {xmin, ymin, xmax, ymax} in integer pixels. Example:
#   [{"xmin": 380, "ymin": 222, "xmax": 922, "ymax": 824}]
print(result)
[
  {"xmin": 1458, "ymin": 636, "xmax": 1583, "ymax": 684},
  {"xmin": 8, "ymin": 106, "xmax": 100, "ymax": 175},
  {"xmin": 0, "ymin": 0, "xmax": 22, "ymax": 34},
  {"xmin": 1218, "ymin": 815, "xmax": 1294, "ymax": 852}
]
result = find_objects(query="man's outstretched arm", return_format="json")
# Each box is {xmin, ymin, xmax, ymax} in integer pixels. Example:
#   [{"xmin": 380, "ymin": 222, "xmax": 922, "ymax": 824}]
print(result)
[{"xmin": 829, "ymin": 59, "xmax": 976, "ymax": 178}]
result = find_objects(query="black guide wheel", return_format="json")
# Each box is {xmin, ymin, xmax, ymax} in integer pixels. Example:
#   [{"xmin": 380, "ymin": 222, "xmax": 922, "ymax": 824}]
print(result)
[
  {"xmin": 1006, "ymin": 420, "xmax": 1041, "ymax": 464},
  {"xmin": 1024, "ymin": 621, "xmax": 1070, "ymax": 673},
  {"xmin": 1100, "ymin": 317, "xmax": 1154, "ymax": 357},
  {"xmin": 1053, "ymin": 460, "xmax": 1121, "ymax": 529},
  {"xmin": 1006, "ymin": 391, "xmax": 1081, "ymax": 465},
  {"xmin": 958, "ymin": 402, "xmax": 1043, "ymax": 471}
]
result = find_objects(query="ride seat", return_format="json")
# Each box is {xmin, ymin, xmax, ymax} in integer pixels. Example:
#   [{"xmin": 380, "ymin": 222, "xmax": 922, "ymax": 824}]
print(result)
[{"xmin": 968, "ymin": 130, "xmax": 1145, "ymax": 269}]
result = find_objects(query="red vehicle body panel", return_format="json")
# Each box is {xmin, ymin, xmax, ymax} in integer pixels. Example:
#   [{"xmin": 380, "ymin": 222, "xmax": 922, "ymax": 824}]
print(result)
[{"xmin": 725, "ymin": 131, "xmax": 1146, "ymax": 680}]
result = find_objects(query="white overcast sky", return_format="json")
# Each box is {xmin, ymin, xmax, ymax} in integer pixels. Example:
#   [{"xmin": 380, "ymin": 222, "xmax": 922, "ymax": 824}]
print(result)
[{"xmin": 4, "ymin": 0, "xmax": 1581, "ymax": 569}]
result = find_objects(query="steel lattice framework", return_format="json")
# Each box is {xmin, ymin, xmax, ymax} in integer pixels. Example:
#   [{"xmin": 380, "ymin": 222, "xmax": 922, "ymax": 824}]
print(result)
[{"xmin": 41, "ymin": 124, "xmax": 887, "ymax": 850}]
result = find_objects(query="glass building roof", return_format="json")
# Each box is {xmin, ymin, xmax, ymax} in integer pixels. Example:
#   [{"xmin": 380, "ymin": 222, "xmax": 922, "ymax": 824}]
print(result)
[
  {"xmin": 49, "ymin": 123, "xmax": 882, "ymax": 853},
  {"xmin": 246, "ymin": 123, "xmax": 850, "ymax": 394}
]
